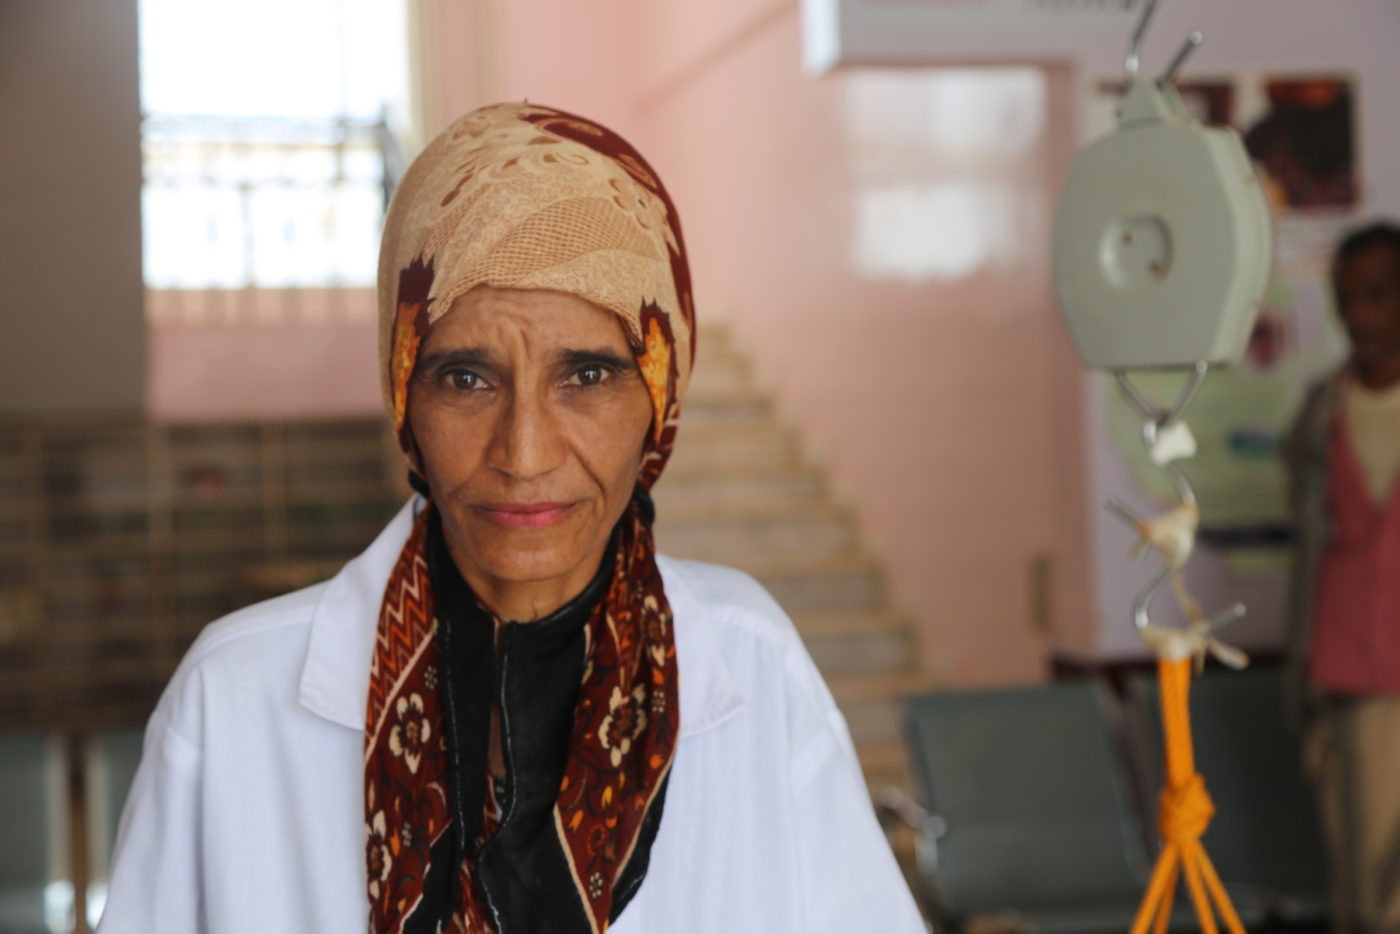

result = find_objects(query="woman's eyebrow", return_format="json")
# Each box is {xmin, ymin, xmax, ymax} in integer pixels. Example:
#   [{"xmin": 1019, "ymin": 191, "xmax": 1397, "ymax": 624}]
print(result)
[
  {"xmin": 555, "ymin": 348, "xmax": 636, "ymax": 370},
  {"xmin": 415, "ymin": 347, "xmax": 493, "ymax": 373}
]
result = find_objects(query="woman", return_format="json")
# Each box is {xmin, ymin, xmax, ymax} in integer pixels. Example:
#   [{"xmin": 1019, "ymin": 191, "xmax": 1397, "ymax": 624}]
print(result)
[{"xmin": 99, "ymin": 103, "xmax": 922, "ymax": 933}]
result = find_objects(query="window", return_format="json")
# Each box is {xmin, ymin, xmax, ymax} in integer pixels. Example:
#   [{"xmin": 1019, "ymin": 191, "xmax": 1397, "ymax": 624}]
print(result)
[
  {"xmin": 845, "ymin": 68, "xmax": 1047, "ymax": 284},
  {"xmin": 139, "ymin": 0, "xmax": 411, "ymax": 295}
]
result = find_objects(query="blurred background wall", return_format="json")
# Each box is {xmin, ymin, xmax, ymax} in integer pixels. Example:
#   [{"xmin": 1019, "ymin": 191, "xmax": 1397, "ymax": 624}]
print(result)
[{"xmin": 0, "ymin": 0, "xmax": 145, "ymax": 415}]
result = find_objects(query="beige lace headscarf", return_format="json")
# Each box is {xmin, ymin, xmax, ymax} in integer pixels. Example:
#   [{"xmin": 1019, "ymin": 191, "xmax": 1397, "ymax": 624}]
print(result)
[{"xmin": 377, "ymin": 102, "xmax": 695, "ymax": 485}]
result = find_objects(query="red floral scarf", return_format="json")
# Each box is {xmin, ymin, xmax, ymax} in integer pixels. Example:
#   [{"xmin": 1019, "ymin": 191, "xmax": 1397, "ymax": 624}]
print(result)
[
  {"xmin": 365, "ymin": 103, "xmax": 694, "ymax": 934},
  {"xmin": 364, "ymin": 494, "xmax": 677, "ymax": 933}
]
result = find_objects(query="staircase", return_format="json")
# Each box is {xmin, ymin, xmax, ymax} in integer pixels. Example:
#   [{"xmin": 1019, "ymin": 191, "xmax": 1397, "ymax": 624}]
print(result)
[
  {"xmin": 0, "ymin": 325, "xmax": 931, "ymax": 789},
  {"xmin": 652, "ymin": 323, "xmax": 937, "ymax": 794}
]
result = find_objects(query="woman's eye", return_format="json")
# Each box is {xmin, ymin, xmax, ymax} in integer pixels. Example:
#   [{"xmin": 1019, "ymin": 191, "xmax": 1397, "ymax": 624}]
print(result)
[
  {"xmin": 571, "ymin": 366, "xmax": 610, "ymax": 387},
  {"xmin": 445, "ymin": 370, "xmax": 483, "ymax": 391}
]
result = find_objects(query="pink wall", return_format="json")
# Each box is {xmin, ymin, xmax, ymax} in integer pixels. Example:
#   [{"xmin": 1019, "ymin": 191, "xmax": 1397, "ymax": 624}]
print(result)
[
  {"xmin": 147, "ymin": 289, "xmax": 381, "ymax": 421},
  {"xmin": 420, "ymin": 1, "xmax": 637, "ymax": 138},
  {"xmin": 1, "ymin": 0, "xmax": 145, "ymax": 415}
]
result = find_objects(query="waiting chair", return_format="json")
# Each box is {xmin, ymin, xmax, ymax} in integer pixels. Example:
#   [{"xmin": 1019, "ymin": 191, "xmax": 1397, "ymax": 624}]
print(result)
[
  {"xmin": 0, "ymin": 732, "xmax": 72, "ymax": 934},
  {"xmin": 898, "ymin": 681, "xmax": 1194, "ymax": 933},
  {"xmin": 84, "ymin": 727, "xmax": 145, "ymax": 929},
  {"xmin": 1126, "ymin": 667, "xmax": 1329, "ymax": 924}
]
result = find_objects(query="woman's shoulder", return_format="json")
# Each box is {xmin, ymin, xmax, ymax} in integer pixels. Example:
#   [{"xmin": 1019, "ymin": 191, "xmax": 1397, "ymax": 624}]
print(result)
[
  {"xmin": 655, "ymin": 553, "xmax": 797, "ymax": 650},
  {"xmin": 179, "ymin": 582, "xmax": 328, "ymax": 675},
  {"xmin": 151, "ymin": 580, "xmax": 333, "ymax": 746}
]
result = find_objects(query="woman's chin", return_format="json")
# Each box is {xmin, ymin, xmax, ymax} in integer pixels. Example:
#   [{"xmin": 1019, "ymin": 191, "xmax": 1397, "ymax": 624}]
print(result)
[{"xmin": 459, "ymin": 537, "xmax": 602, "ymax": 591}]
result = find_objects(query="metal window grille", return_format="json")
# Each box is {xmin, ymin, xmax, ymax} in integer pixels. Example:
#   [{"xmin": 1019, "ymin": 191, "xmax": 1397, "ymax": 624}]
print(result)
[{"xmin": 142, "ymin": 114, "xmax": 402, "ymax": 295}]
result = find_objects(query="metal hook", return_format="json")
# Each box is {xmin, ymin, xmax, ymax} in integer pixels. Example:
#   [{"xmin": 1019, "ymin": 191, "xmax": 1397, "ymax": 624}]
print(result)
[
  {"xmin": 1114, "ymin": 364, "xmax": 1207, "ymax": 512},
  {"xmin": 1206, "ymin": 602, "xmax": 1247, "ymax": 635},
  {"xmin": 1161, "ymin": 30, "xmax": 1203, "ymax": 86},
  {"xmin": 1106, "ymin": 361, "xmax": 1246, "ymax": 638},
  {"xmin": 1163, "ymin": 362, "xmax": 1209, "ymax": 429},
  {"xmin": 1132, "ymin": 564, "xmax": 1176, "ymax": 632},
  {"xmin": 1106, "ymin": 498, "xmax": 1148, "ymax": 534},
  {"xmin": 1127, "ymin": 562, "xmax": 1244, "ymax": 634},
  {"xmin": 1124, "ymin": 0, "xmax": 1160, "ymax": 75},
  {"xmin": 1112, "ymin": 362, "xmax": 1208, "ymax": 436},
  {"xmin": 1112, "ymin": 505, "xmax": 1246, "ymax": 635}
]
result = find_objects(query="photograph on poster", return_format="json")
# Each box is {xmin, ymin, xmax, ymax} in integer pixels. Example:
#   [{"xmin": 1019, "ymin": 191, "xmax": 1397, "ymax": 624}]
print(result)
[{"xmin": 1091, "ymin": 73, "xmax": 1359, "ymax": 213}]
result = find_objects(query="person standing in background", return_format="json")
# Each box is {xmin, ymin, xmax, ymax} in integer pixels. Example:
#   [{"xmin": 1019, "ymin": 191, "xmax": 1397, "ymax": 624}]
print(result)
[{"xmin": 1285, "ymin": 221, "xmax": 1400, "ymax": 933}]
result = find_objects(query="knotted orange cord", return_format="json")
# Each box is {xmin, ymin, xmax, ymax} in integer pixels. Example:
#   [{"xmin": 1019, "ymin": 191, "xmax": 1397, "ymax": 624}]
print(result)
[{"xmin": 1130, "ymin": 656, "xmax": 1245, "ymax": 934}]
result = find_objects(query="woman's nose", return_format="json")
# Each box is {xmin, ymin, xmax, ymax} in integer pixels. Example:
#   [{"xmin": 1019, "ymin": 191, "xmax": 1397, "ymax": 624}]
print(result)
[{"xmin": 487, "ymin": 387, "xmax": 566, "ymax": 480}]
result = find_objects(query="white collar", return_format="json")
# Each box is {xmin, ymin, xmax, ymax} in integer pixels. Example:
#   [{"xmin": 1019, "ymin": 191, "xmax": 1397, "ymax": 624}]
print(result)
[{"xmin": 297, "ymin": 496, "xmax": 744, "ymax": 739}]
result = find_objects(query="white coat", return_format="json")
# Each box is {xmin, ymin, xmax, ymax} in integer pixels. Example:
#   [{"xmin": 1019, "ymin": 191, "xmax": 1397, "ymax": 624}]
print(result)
[{"xmin": 98, "ymin": 498, "xmax": 925, "ymax": 933}]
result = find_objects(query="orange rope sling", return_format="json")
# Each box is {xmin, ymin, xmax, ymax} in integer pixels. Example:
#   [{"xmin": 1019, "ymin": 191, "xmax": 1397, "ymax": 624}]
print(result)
[{"xmin": 1130, "ymin": 656, "xmax": 1246, "ymax": 934}]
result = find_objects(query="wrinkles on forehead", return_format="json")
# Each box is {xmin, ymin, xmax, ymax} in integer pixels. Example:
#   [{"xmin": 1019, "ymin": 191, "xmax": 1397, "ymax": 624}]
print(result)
[{"xmin": 419, "ymin": 289, "xmax": 634, "ymax": 364}]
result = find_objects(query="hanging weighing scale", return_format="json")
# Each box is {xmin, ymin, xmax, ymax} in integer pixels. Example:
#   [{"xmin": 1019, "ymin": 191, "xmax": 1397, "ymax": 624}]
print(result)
[{"xmin": 1051, "ymin": 1, "xmax": 1273, "ymax": 931}]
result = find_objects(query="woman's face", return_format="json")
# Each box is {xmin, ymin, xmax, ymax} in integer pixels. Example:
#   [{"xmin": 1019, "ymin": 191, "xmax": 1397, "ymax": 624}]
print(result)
[{"xmin": 408, "ymin": 286, "xmax": 653, "ymax": 619}]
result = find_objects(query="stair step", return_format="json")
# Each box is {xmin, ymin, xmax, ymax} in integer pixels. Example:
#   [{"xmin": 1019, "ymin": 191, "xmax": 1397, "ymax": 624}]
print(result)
[
  {"xmin": 792, "ymin": 607, "xmax": 910, "ymax": 636},
  {"xmin": 685, "ymin": 375, "xmax": 756, "ymax": 402},
  {"xmin": 656, "ymin": 457, "xmax": 823, "ymax": 484},
  {"xmin": 680, "ymin": 396, "xmax": 775, "ymax": 427},
  {"xmin": 666, "ymin": 423, "xmax": 802, "ymax": 474},
  {"xmin": 687, "ymin": 367, "xmax": 753, "ymax": 397},
  {"xmin": 733, "ymin": 553, "xmax": 886, "ymax": 612},
  {"xmin": 651, "ymin": 464, "xmax": 827, "ymax": 512},
  {"xmin": 659, "ymin": 497, "xmax": 845, "ymax": 522},
  {"xmin": 691, "ymin": 329, "xmax": 753, "ymax": 365},
  {"xmin": 792, "ymin": 609, "xmax": 916, "ymax": 677},
  {"xmin": 685, "ymin": 360, "xmax": 759, "ymax": 394},
  {"xmin": 653, "ymin": 501, "xmax": 856, "ymax": 560},
  {"xmin": 829, "ymin": 670, "xmax": 944, "ymax": 702}
]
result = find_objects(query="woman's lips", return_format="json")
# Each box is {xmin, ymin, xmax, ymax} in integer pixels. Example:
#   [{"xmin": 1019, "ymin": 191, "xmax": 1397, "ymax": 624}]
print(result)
[{"xmin": 475, "ymin": 501, "xmax": 577, "ymax": 529}]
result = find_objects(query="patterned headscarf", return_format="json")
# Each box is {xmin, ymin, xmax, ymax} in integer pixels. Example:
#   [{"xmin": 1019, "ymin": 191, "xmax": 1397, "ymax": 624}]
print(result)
[{"xmin": 366, "ymin": 103, "xmax": 694, "ymax": 933}]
